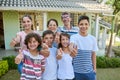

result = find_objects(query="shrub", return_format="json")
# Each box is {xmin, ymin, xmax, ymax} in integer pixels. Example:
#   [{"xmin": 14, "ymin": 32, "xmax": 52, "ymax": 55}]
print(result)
[
  {"xmin": 0, "ymin": 60, "xmax": 8, "ymax": 77},
  {"xmin": 2, "ymin": 56, "xmax": 17, "ymax": 70},
  {"xmin": 97, "ymin": 56, "xmax": 120, "ymax": 68},
  {"xmin": 112, "ymin": 47, "xmax": 120, "ymax": 57}
]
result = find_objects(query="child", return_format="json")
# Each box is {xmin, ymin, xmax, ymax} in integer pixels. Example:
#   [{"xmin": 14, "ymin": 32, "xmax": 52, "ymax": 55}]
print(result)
[
  {"xmin": 70, "ymin": 15, "xmax": 98, "ymax": 80},
  {"xmin": 10, "ymin": 14, "xmax": 49, "ymax": 74},
  {"xmin": 56, "ymin": 32, "xmax": 77, "ymax": 80},
  {"xmin": 42, "ymin": 30, "xmax": 57, "ymax": 80},
  {"xmin": 15, "ymin": 33, "xmax": 45, "ymax": 80}
]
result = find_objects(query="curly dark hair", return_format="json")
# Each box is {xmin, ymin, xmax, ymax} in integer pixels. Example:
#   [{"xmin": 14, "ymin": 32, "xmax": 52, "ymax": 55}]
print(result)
[{"xmin": 24, "ymin": 32, "xmax": 41, "ymax": 49}]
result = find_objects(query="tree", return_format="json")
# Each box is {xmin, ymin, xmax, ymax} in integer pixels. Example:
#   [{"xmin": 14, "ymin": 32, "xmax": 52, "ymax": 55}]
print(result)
[{"xmin": 106, "ymin": 0, "xmax": 120, "ymax": 57}]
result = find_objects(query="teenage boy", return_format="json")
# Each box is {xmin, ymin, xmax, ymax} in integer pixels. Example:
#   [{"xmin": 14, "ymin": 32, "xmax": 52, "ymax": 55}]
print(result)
[
  {"xmin": 42, "ymin": 30, "xmax": 57, "ymax": 80},
  {"xmin": 70, "ymin": 15, "xmax": 98, "ymax": 80}
]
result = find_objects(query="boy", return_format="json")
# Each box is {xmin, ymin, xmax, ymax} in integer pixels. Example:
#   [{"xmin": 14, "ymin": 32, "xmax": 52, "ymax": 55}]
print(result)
[
  {"xmin": 42, "ymin": 30, "xmax": 57, "ymax": 80},
  {"xmin": 70, "ymin": 15, "xmax": 98, "ymax": 80}
]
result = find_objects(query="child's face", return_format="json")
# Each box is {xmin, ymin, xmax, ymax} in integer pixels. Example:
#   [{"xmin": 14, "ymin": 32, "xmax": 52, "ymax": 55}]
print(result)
[
  {"xmin": 43, "ymin": 34, "xmax": 54, "ymax": 47},
  {"xmin": 28, "ymin": 37, "xmax": 39, "ymax": 51},
  {"xmin": 78, "ymin": 19, "xmax": 89, "ymax": 34},
  {"xmin": 61, "ymin": 35, "xmax": 69, "ymax": 48}
]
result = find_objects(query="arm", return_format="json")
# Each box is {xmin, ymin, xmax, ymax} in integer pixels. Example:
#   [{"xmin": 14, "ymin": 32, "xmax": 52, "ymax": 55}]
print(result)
[
  {"xmin": 56, "ymin": 48, "xmax": 63, "ymax": 60},
  {"xmin": 40, "ymin": 43, "xmax": 50, "ymax": 57},
  {"xmin": 69, "ymin": 42, "xmax": 78, "ymax": 57},
  {"xmin": 10, "ymin": 34, "xmax": 21, "ymax": 47},
  {"xmin": 92, "ymin": 52, "xmax": 96, "ymax": 73},
  {"xmin": 15, "ymin": 50, "xmax": 23, "ymax": 64}
]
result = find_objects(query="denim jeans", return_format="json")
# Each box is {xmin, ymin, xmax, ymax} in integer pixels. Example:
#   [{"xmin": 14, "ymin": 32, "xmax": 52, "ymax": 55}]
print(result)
[
  {"xmin": 17, "ymin": 61, "xmax": 23, "ymax": 74},
  {"xmin": 74, "ymin": 71, "xmax": 96, "ymax": 80}
]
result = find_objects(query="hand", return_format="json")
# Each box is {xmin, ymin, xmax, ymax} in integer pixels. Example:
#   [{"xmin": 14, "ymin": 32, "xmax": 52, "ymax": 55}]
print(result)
[
  {"xmin": 40, "ymin": 49, "xmax": 50, "ymax": 57},
  {"xmin": 70, "ymin": 44, "xmax": 78, "ymax": 57},
  {"xmin": 10, "ymin": 38, "xmax": 17, "ymax": 47},
  {"xmin": 56, "ymin": 48, "xmax": 63, "ymax": 60},
  {"xmin": 15, "ymin": 49, "xmax": 23, "ymax": 64}
]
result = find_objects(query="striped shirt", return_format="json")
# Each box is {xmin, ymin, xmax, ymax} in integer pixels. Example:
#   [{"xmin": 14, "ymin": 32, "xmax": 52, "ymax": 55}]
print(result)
[
  {"xmin": 21, "ymin": 50, "xmax": 45, "ymax": 80},
  {"xmin": 70, "ymin": 33, "xmax": 98, "ymax": 73},
  {"xmin": 57, "ymin": 26, "xmax": 79, "ymax": 36},
  {"xmin": 73, "ymin": 50, "xmax": 93, "ymax": 73}
]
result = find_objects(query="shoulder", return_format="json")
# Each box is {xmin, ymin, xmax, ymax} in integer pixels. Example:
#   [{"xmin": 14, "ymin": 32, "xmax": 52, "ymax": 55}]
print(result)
[
  {"xmin": 72, "ymin": 26, "xmax": 79, "ymax": 30},
  {"xmin": 17, "ymin": 31, "xmax": 24, "ymax": 35},
  {"xmin": 71, "ymin": 34, "xmax": 79, "ymax": 38},
  {"xmin": 88, "ymin": 34, "xmax": 97, "ymax": 41}
]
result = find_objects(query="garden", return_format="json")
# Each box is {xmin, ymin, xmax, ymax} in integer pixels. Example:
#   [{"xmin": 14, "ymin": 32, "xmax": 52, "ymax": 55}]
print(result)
[{"xmin": 0, "ymin": 55, "xmax": 120, "ymax": 80}]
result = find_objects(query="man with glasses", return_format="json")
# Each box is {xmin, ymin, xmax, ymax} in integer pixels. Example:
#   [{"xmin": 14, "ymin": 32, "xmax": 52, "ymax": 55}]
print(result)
[{"xmin": 57, "ymin": 12, "xmax": 79, "ymax": 36}]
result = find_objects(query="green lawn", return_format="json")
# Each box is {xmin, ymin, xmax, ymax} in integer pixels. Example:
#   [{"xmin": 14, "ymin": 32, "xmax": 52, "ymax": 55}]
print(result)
[{"xmin": 0, "ymin": 68, "xmax": 120, "ymax": 80}]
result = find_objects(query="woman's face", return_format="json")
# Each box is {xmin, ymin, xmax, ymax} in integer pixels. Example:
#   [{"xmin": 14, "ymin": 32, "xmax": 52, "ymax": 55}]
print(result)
[
  {"xmin": 22, "ymin": 17, "xmax": 32, "ymax": 30},
  {"xmin": 48, "ymin": 20, "xmax": 58, "ymax": 33}
]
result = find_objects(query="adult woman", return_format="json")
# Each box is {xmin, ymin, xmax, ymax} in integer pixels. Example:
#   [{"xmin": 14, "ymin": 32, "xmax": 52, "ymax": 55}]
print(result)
[
  {"xmin": 47, "ymin": 18, "xmax": 58, "ymax": 33},
  {"xmin": 10, "ymin": 14, "xmax": 49, "ymax": 74}
]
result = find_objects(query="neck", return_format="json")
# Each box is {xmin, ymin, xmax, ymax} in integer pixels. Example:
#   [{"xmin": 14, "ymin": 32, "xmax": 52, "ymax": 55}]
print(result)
[
  {"xmin": 62, "ymin": 47, "xmax": 69, "ymax": 52},
  {"xmin": 29, "ymin": 49, "xmax": 38, "ymax": 56},
  {"xmin": 64, "ymin": 24, "xmax": 71, "ymax": 30},
  {"xmin": 79, "ymin": 32, "xmax": 88, "ymax": 36},
  {"xmin": 24, "ymin": 29, "xmax": 33, "ymax": 34}
]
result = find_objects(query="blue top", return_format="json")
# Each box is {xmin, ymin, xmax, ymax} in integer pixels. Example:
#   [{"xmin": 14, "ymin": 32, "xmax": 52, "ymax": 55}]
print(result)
[{"xmin": 57, "ymin": 26, "xmax": 79, "ymax": 36}]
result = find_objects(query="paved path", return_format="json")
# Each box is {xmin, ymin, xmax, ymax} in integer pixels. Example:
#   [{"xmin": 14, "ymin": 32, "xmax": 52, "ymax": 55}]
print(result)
[{"xmin": 0, "ymin": 48, "xmax": 17, "ymax": 60}]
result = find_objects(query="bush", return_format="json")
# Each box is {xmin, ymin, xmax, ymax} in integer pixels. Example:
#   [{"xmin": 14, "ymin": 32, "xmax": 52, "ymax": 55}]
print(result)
[
  {"xmin": 97, "ymin": 56, "xmax": 120, "ymax": 68},
  {"xmin": 0, "ymin": 60, "xmax": 8, "ymax": 77},
  {"xmin": 112, "ymin": 47, "xmax": 120, "ymax": 57},
  {"xmin": 2, "ymin": 56, "xmax": 17, "ymax": 70}
]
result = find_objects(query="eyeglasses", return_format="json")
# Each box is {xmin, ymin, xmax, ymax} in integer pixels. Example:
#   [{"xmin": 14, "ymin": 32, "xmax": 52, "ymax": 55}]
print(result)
[
  {"xmin": 61, "ymin": 15, "xmax": 70, "ymax": 19},
  {"xmin": 49, "ymin": 24, "xmax": 57, "ymax": 27}
]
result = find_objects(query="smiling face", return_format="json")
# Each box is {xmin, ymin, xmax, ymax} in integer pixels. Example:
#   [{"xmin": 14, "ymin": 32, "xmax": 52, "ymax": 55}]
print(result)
[
  {"xmin": 48, "ymin": 20, "xmax": 58, "ymax": 33},
  {"xmin": 22, "ymin": 16, "xmax": 32, "ymax": 30},
  {"xmin": 27, "ymin": 37, "xmax": 39, "ymax": 51},
  {"xmin": 43, "ymin": 34, "xmax": 54, "ymax": 48},
  {"xmin": 61, "ymin": 35, "xmax": 70, "ymax": 48},
  {"xmin": 61, "ymin": 14, "xmax": 71, "ymax": 27},
  {"xmin": 78, "ymin": 19, "xmax": 89, "ymax": 36}
]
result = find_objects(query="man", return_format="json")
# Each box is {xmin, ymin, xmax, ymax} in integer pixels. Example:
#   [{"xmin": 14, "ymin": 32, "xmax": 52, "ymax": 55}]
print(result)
[{"xmin": 57, "ymin": 12, "xmax": 79, "ymax": 36}]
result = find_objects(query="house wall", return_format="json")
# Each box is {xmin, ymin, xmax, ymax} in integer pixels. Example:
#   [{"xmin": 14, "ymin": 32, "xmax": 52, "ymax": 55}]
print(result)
[
  {"xmin": 3, "ymin": 11, "xmax": 19, "ymax": 50},
  {"xmin": 47, "ymin": 12, "xmax": 63, "ymax": 27}
]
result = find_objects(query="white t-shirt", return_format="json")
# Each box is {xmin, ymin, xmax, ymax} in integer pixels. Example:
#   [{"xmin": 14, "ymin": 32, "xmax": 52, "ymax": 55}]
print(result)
[
  {"xmin": 42, "ymin": 47, "xmax": 57, "ymax": 80},
  {"xmin": 70, "ymin": 33, "xmax": 98, "ymax": 73},
  {"xmin": 57, "ymin": 53, "xmax": 74, "ymax": 79}
]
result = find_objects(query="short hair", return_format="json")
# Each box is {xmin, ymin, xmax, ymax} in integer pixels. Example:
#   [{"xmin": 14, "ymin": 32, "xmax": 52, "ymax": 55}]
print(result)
[
  {"xmin": 58, "ymin": 32, "xmax": 70, "ymax": 49},
  {"xmin": 42, "ymin": 30, "xmax": 54, "ymax": 38},
  {"xmin": 61, "ymin": 12, "xmax": 71, "ymax": 18},
  {"xmin": 24, "ymin": 33, "xmax": 41, "ymax": 49},
  {"xmin": 47, "ymin": 19, "xmax": 58, "ymax": 27},
  {"xmin": 78, "ymin": 15, "xmax": 89, "ymax": 24}
]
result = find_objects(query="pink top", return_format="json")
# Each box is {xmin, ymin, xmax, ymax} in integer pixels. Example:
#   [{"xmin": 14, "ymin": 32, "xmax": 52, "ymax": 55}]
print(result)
[{"xmin": 16, "ymin": 31, "xmax": 40, "ymax": 50}]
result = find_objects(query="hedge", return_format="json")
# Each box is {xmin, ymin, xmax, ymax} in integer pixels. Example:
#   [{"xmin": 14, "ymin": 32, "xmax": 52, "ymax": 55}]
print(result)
[
  {"xmin": 2, "ymin": 56, "xmax": 17, "ymax": 70},
  {"xmin": 0, "ymin": 60, "xmax": 8, "ymax": 77},
  {"xmin": 97, "ymin": 56, "xmax": 120, "ymax": 68}
]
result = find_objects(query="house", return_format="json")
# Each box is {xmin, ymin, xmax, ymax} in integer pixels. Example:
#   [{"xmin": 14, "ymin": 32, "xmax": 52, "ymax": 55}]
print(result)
[{"xmin": 0, "ymin": 0, "xmax": 113, "ymax": 55}]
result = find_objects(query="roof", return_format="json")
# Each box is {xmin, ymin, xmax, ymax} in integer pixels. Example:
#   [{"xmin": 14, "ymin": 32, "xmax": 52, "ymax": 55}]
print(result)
[
  {"xmin": 99, "ymin": 20, "xmax": 111, "ymax": 29},
  {"xmin": 0, "ymin": 0, "xmax": 113, "ymax": 14}
]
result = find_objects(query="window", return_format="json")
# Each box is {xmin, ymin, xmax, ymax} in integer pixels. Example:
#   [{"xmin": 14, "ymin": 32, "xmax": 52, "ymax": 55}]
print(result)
[{"xmin": 19, "ymin": 12, "xmax": 43, "ymax": 31}]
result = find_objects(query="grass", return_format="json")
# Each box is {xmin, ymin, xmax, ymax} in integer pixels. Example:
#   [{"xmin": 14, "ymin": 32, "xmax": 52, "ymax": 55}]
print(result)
[
  {"xmin": 0, "ymin": 68, "xmax": 120, "ymax": 80},
  {"xmin": 97, "ymin": 68, "xmax": 120, "ymax": 80}
]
